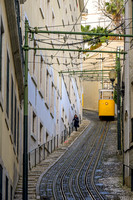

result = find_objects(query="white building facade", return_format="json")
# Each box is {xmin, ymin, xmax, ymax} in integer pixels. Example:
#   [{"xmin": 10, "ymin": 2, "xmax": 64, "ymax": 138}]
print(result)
[{"xmin": 20, "ymin": 0, "xmax": 84, "ymax": 167}]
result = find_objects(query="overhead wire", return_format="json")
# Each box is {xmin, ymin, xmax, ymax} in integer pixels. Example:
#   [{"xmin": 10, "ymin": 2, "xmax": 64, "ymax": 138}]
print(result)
[{"xmin": 28, "ymin": 0, "xmax": 127, "ymax": 75}]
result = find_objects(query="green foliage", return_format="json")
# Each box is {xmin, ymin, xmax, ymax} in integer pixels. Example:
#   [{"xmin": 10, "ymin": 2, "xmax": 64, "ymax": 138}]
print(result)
[
  {"xmin": 81, "ymin": 25, "xmax": 109, "ymax": 49},
  {"xmin": 105, "ymin": 0, "xmax": 124, "ymax": 17},
  {"xmin": 113, "ymin": 89, "xmax": 117, "ymax": 104}
]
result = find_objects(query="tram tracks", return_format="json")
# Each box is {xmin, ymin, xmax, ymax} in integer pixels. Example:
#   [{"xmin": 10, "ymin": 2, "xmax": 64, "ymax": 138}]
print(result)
[{"xmin": 39, "ymin": 121, "xmax": 110, "ymax": 200}]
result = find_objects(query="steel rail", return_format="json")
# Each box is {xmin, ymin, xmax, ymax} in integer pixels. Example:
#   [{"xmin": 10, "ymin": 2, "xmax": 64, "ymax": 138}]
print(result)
[
  {"xmin": 90, "ymin": 122, "xmax": 110, "ymax": 199},
  {"xmin": 85, "ymin": 122, "xmax": 109, "ymax": 200},
  {"xmin": 53, "ymin": 124, "xmax": 97, "ymax": 199}
]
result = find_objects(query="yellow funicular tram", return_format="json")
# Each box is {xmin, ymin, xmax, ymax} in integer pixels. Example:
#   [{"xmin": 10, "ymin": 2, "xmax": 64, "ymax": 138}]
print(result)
[{"xmin": 98, "ymin": 89, "xmax": 115, "ymax": 120}]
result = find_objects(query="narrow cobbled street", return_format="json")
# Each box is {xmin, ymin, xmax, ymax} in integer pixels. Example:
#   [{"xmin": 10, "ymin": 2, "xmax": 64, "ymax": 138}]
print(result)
[{"xmin": 15, "ymin": 110, "xmax": 133, "ymax": 200}]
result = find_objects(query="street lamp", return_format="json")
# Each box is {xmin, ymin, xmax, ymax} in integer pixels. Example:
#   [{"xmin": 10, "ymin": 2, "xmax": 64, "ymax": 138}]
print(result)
[{"xmin": 109, "ymin": 70, "xmax": 116, "ymax": 88}]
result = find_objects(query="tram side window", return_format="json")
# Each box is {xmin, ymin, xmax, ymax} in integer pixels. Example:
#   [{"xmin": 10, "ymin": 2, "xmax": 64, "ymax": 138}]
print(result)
[{"xmin": 131, "ymin": 118, "xmax": 133, "ymax": 142}]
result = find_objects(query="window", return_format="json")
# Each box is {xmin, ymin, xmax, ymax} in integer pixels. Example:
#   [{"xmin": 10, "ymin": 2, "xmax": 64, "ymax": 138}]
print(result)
[
  {"xmin": 33, "ymin": 42, "xmax": 36, "ymax": 75},
  {"xmin": 39, "ymin": 0, "xmax": 45, "ymax": 19},
  {"xmin": 32, "ymin": 112, "xmax": 36, "ymax": 134},
  {"xmin": 57, "ymin": 0, "xmax": 61, "ymax": 8},
  {"xmin": 14, "ymin": 96, "xmax": 17, "ymax": 145},
  {"xmin": 10, "ymin": 186, "xmax": 12, "ymax": 200},
  {"xmin": 46, "ymin": 70, "xmax": 49, "ymax": 104},
  {"xmin": 17, "ymin": 109, "xmax": 19, "ymax": 155},
  {"xmin": 0, "ymin": 165, "xmax": 2, "ymax": 200},
  {"xmin": 50, "ymin": 83, "xmax": 54, "ymax": 115},
  {"xmin": 11, "ymin": 77, "xmax": 14, "ymax": 134},
  {"xmin": 75, "ymin": 0, "xmax": 78, "ymax": 7},
  {"xmin": 52, "ymin": 9, "xmax": 55, "ymax": 19},
  {"xmin": 40, "ymin": 56, "xmax": 43, "ymax": 86},
  {"xmin": 6, "ymin": 52, "xmax": 10, "ymax": 118},
  {"xmin": 131, "ymin": 118, "xmax": 133, "ymax": 142},
  {"xmin": 69, "ymin": 4, "xmax": 72, "ymax": 11},
  {"xmin": 40, "ymin": 123, "xmax": 43, "ymax": 144},
  {"xmin": 62, "ymin": 19, "xmax": 65, "ymax": 27},
  {"xmin": 5, "ymin": 176, "xmax": 8, "ymax": 200},
  {"xmin": 71, "ymin": 15, "xmax": 74, "ymax": 22},
  {"xmin": 0, "ymin": 19, "xmax": 4, "ymax": 91}
]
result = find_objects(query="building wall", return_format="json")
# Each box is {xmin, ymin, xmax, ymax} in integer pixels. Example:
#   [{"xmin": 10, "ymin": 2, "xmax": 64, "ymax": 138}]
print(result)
[
  {"xmin": 123, "ymin": 0, "xmax": 133, "ymax": 188},
  {"xmin": 21, "ymin": 0, "xmax": 83, "ymax": 154},
  {"xmin": 82, "ymin": 40, "xmax": 123, "ymax": 112},
  {"xmin": 123, "ymin": 0, "xmax": 132, "ymax": 187},
  {"xmin": 0, "ymin": 0, "xmax": 24, "ymax": 199}
]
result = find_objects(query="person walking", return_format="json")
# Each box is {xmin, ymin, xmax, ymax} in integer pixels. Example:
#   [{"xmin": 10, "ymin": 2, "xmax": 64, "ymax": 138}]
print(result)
[{"xmin": 73, "ymin": 114, "xmax": 79, "ymax": 131}]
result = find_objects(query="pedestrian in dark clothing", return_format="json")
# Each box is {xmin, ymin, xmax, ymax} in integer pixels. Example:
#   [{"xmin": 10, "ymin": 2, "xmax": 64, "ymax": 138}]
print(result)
[{"xmin": 73, "ymin": 114, "xmax": 79, "ymax": 131}]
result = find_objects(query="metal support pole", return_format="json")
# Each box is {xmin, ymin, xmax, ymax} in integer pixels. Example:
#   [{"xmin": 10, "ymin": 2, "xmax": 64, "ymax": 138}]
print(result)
[
  {"xmin": 29, "ymin": 28, "xmax": 133, "ymax": 38},
  {"xmin": 116, "ymin": 47, "xmax": 121, "ymax": 152},
  {"xmin": 23, "ymin": 19, "xmax": 29, "ymax": 200},
  {"xmin": 28, "ymin": 47, "xmax": 126, "ymax": 55}
]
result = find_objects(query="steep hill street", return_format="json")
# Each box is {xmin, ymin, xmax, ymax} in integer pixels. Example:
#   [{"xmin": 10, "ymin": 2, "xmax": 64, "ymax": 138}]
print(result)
[{"xmin": 15, "ymin": 111, "xmax": 133, "ymax": 200}]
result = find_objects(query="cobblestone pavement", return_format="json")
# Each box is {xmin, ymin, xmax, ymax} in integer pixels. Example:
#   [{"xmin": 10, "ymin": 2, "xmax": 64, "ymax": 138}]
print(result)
[
  {"xmin": 95, "ymin": 120, "xmax": 133, "ymax": 200},
  {"xmin": 83, "ymin": 110, "xmax": 133, "ymax": 200}
]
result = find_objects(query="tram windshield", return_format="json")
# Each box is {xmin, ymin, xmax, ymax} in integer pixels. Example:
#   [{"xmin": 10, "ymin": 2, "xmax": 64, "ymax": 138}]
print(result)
[{"xmin": 99, "ymin": 90, "xmax": 114, "ymax": 100}]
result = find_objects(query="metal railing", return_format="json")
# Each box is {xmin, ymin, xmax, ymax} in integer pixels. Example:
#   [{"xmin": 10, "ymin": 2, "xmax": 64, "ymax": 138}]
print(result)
[
  {"xmin": 28, "ymin": 135, "xmax": 58, "ymax": 170},
  {"xmin": 61, "ymin": 122, "xmax": 73, "ymax": 144},
  {"xmin": 28, "ymin": 122, "xmax": 74, "ymax": 170}
]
